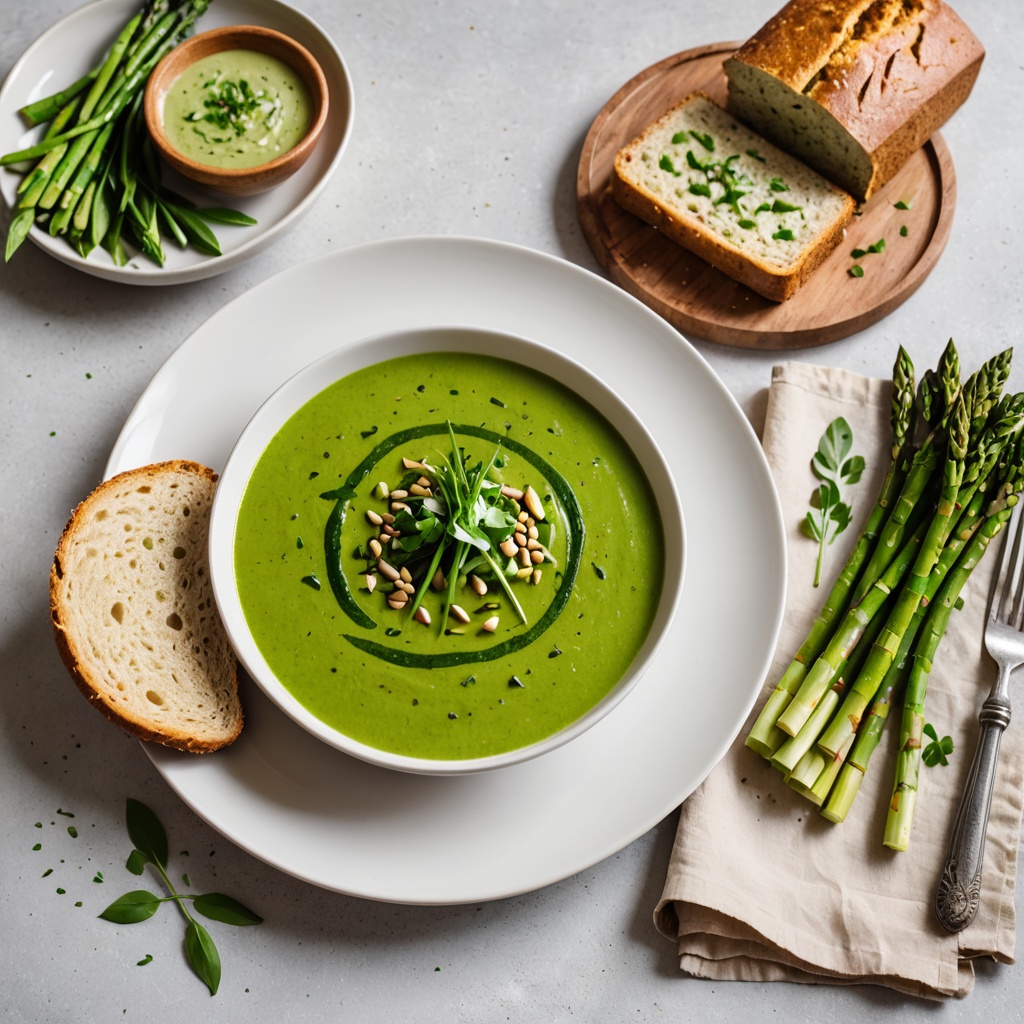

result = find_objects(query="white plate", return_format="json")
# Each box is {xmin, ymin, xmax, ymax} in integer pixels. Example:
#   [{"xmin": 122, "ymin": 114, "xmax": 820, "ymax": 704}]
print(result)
[
  {"xmin": 106, "ymin": 236, "xmax": 786, "ymax": 904},
  {"xmin": 0, "ymin": 0, "xmax": 353, "ymax": 285}
]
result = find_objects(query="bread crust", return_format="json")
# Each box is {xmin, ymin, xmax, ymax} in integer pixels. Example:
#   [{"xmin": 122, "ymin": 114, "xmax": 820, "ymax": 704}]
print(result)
[
  {"xmin": 725, "ymin": 0, "xmax": 984, "ymax": 200},
  {"xmin": 50, "ymin": 460, "xmax": 243, "ymax": 753}
]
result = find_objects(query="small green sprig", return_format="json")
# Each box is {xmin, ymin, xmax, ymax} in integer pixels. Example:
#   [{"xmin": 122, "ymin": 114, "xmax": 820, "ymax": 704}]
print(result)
[
  {"xmin": 922, "ymin": 722, "xmax": 954, "ymax": 767},
  {"xmin": 98, "ymin": 799, "xmax": 261, "ymax": 996},
  {"xmin": 801, "ymin": 417, "xmax": 866, "ymax": 586}
]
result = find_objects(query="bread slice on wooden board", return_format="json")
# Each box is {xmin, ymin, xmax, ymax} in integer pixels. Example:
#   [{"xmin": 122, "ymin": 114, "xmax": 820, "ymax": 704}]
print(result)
[
  {"xmin": 611, "ymin": 91, "xmax": 856, "ymax": 302},
  {"xmin": 50, "ymin": 460, "xmax": 243, "ymax": 753},
  {"xmin": 723, "ymin": 0, "xmax": 984, "ymax": 202}
]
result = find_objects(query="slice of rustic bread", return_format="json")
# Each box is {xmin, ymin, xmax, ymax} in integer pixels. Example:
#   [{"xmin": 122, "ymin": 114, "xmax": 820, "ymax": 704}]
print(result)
[
  {"xmin": 50, "ymin": 460, "xmax": 242, "ymax": 753},
  {"xmin": 612, "ymin": 91, "xmax": 855, "ymax": 301},
  {"xmin": 723, "ymin": 0, "xmax": 984, "ymax": 201}
]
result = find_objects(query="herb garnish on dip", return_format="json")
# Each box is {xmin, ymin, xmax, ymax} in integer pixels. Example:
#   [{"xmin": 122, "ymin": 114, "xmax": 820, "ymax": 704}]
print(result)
[{"xmin": 163, "ymin": 50, "xmax": 312, "ymax": 169}]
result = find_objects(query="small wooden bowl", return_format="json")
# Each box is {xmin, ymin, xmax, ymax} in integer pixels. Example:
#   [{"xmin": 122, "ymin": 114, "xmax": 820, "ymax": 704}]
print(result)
[{"xmin": 144, "ymin": 25, "xmax": 329, "ymax": 197}]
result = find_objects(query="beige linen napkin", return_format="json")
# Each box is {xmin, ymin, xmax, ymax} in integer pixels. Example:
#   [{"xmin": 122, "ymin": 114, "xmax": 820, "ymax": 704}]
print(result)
[{"xmin": 656, "ymin": 361, "xmax": 1024, "ymax": 999}]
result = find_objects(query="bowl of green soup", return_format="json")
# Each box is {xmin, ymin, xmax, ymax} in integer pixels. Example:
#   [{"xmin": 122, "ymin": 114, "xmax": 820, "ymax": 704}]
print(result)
[
  {"xmin": 208, "ymin": 326, "xmax": 685, "ymax": 774},
  {"xmin": 144, "ymin": 24, "xmax": 330, "ymax": 196}
]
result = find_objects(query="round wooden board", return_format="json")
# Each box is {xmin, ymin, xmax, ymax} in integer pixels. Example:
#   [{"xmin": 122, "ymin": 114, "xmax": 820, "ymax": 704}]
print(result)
[{"xmin": 577, "ymin": 42, "xmax": 956, "ymax": 349}]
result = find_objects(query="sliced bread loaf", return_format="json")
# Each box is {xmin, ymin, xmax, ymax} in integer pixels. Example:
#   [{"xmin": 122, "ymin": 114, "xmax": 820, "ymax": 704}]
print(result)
[
  {"xmin": 724, "ymin": 0, "xmax": 984, "ymax": 201},
  {"xmin": 611, "ymin": 91, "xmax": 855, "ymax": 302},
  {"xmin": 50, "ymin": 460, "xmax": 243, "ymax": 753}
]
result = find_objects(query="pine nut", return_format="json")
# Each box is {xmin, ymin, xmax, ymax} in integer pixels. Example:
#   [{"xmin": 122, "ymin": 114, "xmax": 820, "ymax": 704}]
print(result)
[
  {"xmin": 414, "ymin": 606, "xmax": 431, "ymax": 625},
  {"xmin": 469, "ymin": 574, "xmax": 488, "ymax": 596},
  {"xmin": 378, "ymin": 559, "xmax": 400, "ymax": 581},
  {"xmin": 518, "ymin": 546, "xmax": 532, "ymax": 568},
  {"xmin": 523, "ymin": 485, "xmax": 545, "ymax": 520},
  {"xmin": 399, "ymin": 566, "xmax": 412, "ymax": 584},
  {"xmin": 390, "ymin": 489, "xmax": 409, "ymax": 499},
  {"xmin": 450, "ymin": 604, "xmax": 471, "ymax": 624},
  {"xmin": 409, "ymin": 484, "xmax": 432, "ymax": 497},
  {"xmin": 365, "ymin": 574, "xmax": 377, "ymax": 593},
  {"xmin": 481, "ymin": 615, "xmax": 499, "ymax": 632},
  {"xmin": 500, "ymin": 539, "xmax": 518, "ymax": 558},
  {"xmin": 432, "ymin": 567, "xmax": 447, "ymax": 591},
  {"xmin": 531, "ymin": 569, "xmax": 542, "ymax": 585},
  {"xmin": 530, "ymin": 549, "xmax": 544, "ymax": 564},
  {"xmin": 501, "ymin": 485, "xmax": 524, "ymax": 500},
  {"xmin": 366, "ymin": 509, "xmax": 383, "ymax": 526}
]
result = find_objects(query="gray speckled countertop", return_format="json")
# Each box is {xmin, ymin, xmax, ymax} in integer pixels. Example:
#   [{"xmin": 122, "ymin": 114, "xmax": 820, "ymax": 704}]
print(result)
[{"xmin": 3, "ymin": 1, "xmax": 1023, "ymax": 1020}]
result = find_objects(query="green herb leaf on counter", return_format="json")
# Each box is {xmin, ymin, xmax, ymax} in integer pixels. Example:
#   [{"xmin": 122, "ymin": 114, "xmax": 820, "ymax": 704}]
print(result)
[
  {"xmin": 99, "ymin": 799, "xmax": 262, "ymax": 996},
  {"xmin": 801, "ymin": 417, "xmax": 865, "ymax": 587},
  {"xmin": 922, "ymin": 723, "xmax": 954, "ymax": 767}
]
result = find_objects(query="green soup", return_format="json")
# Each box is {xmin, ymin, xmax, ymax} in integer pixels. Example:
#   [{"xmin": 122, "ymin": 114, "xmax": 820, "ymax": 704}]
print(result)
[
  {"xmin": 233, "ymin": 352, "xmax": 666, "ymax": 760},
  {"xmin": 163, "ymin": 49, "xmax": 312, "ymax": 169}
]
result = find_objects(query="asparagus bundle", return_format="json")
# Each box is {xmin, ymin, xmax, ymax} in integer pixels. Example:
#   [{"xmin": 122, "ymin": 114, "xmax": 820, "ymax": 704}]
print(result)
[
  {"xmin": 2, "ymin": 0, "xmax": 255, "ymax": 265},
  {"xmin": 746, "ymin": 341, "xmax": 1024, "ymax": 849}
]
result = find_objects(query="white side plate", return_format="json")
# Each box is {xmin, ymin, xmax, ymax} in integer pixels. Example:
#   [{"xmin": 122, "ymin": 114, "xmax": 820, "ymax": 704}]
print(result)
[{"xmin": 0, "ymin": 0, "xmax": 353, "ymax": 284}]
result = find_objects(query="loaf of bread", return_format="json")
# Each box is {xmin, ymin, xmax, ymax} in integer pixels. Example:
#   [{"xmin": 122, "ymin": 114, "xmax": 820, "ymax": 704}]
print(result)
[
  {"xmin": 611, "ymin": 91, "xmax": 856, "ymax": 302},
  {"xmin": 724, "ymin": 0, "xmax": 984, "ymax": 201},
  {"xmin": 50, "ymin": 460, "xmax": 243, "ymax": 753}
]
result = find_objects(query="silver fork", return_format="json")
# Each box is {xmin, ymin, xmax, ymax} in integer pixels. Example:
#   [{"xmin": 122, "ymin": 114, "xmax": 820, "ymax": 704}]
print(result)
[{"xmin": 935, "ymin": 501, "xmax": 1024, "ymax": 933}]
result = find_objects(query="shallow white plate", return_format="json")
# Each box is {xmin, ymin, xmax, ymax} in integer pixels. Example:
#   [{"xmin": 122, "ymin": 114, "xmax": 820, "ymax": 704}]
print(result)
[
  {"xmin": 0, "ymin": 0, "xmax": 353, "ymax": 284},
  {"xmin": 106, "ymin": 236, "xmax": 786, "ymax": 904}
]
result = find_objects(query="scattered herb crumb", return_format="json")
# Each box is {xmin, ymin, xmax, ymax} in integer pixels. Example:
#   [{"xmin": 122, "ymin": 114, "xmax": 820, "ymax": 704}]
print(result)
[
  {"xmin": 68, "ymin": 826, "xmax": 78, "ymax": 838},
  {"xmin": 32, "ymin": 843, "xmax": 41, "ymax": 851},
  {"xmin": 900, "ymin": 225, "xmax": 908, "ymax": 237},
  {"xmin": 42, "ymin": 869, "xmax": 53, "ymax": 878},
  {"xmin": 137, "ymin": 954, "xmax": 154, "ymax": 967},
  {"xmin": 849, "ymin": 265, "xmax": 864, "ymax": 278}
]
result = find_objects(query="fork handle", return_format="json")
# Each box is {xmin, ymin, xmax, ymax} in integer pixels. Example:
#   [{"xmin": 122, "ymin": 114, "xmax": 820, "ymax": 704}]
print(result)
[{"xmin": 934, "ymin": 694, "xmax": 1011, "ymax": 933}]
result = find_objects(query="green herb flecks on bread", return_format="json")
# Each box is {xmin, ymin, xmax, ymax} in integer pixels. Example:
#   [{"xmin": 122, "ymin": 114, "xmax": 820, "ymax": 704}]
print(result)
[
  {"xmin": 612, "ymin": 91, "xmax": 855, "ymax": 302},
  {"xmin": 49, "ymin": 460, "xmax": 242, "ymax": 753}
]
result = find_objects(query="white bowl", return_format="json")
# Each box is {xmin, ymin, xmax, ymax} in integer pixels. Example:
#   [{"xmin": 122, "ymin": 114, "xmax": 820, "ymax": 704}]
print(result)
[{"xmin": 209, "ymin": 326, "xmax": 684, "ymax": 774}]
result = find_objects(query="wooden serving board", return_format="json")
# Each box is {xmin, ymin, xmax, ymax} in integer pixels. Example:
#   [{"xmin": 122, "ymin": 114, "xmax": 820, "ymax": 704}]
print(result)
[{"xmin": 577, "ymin": 42, "xmax": 956, "ymax": 350}]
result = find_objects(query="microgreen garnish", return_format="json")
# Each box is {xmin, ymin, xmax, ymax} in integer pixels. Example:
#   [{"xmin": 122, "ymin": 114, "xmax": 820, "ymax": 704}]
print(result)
[
  {"xmin": 363, "ymin": 424, "xmax": 556, "ymax": 635},
  {"xmin": 773, "ymin": 228, "xmax": 795, "ymax": 241},
  {"xmin": 769, "ymin": 177, "xmax": 789, "ymax": 192},
  {"xmin": 98, "ymin": 800, "xmax": 261, "ymax": 996},
  {"xmin": 849, "ymin": 265, "xmax": 864, "ymax": 278},
  {"xmin": 922, "ymin": 723, "xmax": 954, "ymax": 767},
  {"xmin": 801, "ymin": 417, "xmax": 865, "ymax": 586},
  {"xmin": 894, "ymin": 199, "xmax": 913, "ymax": 210}
]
